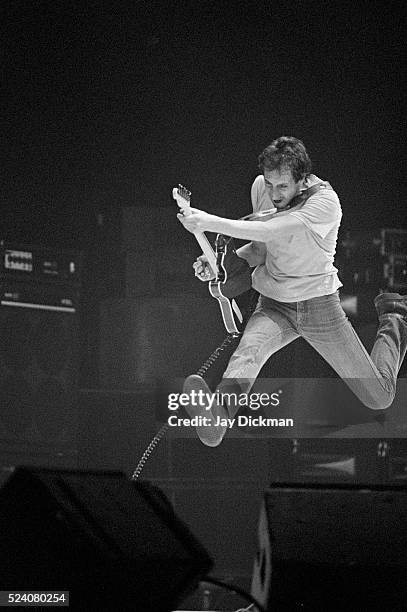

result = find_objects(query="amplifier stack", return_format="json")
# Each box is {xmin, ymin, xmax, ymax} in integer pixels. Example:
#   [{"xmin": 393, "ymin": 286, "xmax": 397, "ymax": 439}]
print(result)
[
  {"xmin": 0, "ymin": 241, "xmax": 82, "ymax": 468},
  {"xmin": 337, "ymin": 227, "xmax": 407, "ymax": 321}
]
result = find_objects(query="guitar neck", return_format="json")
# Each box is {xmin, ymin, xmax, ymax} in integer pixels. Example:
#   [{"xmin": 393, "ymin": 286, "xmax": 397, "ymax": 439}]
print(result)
[
  {"xmin": 194, "ymin": 231, "xmax": 218, "ymax": 273},
  {"xmin": 172, "ymin": 185, "xmax": 218, "ymax": 272}
]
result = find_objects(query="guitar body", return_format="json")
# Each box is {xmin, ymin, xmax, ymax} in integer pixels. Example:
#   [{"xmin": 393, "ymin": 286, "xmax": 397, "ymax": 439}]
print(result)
[
  {"xmin": 211, "ymin": 234, "xmax": 252, "ymax": 298},
  {"xmin": 208, "ymin": 281, "xmax": 255, "ymax": 335}
]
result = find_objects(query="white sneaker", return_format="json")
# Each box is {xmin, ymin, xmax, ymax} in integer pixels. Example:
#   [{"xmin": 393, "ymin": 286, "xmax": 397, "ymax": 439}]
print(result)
[{"xmin": 182, "ymin": 375, "xmax": 228, "ymax": 447}]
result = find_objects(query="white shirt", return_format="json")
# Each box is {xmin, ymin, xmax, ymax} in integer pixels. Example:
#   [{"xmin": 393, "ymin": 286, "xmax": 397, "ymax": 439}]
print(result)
[{"xmin": 250, "ymin": 174, "xmax": 343, "ymax": 302}]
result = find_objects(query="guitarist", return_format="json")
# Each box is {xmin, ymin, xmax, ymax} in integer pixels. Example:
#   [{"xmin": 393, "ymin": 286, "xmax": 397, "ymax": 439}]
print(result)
[{"xmin": 178, "ymin": 136, "xmax": 407, "ymax": 447}]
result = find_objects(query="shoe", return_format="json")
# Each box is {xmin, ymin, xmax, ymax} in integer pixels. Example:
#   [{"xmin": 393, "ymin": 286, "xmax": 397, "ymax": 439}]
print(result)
[
  {"xmin": 182, "ymin": 375, "xmax": 228, "ymax": 447},
  {"xmin": 374, "ymin": 292, "xmax": 407, "ymax": 320}
]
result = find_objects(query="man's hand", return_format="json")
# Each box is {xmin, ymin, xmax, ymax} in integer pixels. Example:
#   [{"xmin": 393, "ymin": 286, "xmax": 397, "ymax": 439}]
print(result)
[
  {"xmin": 177, "ymin": 207, "xmax": 212, "ymax": 233},
  {"xmin": 192, "ymin": 255, "xmax": 216, "ymax": 281}
]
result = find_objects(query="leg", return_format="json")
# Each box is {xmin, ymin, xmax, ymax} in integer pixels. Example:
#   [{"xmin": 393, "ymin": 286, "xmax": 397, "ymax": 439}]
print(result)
[
  {"xmin": 300, "ymin": 292, "xmax": 407, "ymax": 410},
  {"xmin": 218, "ymin": 299, "xmax": 299, "ymax": 417},
  {"xmin": 183, "ymin": 296, "xmax": 299, "ymax": 445}
]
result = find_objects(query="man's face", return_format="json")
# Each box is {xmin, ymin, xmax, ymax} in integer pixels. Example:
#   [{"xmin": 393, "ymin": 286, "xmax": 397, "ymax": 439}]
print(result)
[{"xmin": 263, "ymin": 168, "xmax": 303, "ymax": 210}]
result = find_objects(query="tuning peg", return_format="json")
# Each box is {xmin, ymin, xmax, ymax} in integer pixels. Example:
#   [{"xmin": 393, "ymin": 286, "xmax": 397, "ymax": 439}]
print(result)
[{"xmin": 177, "ymin": 184, "xmax": 191, "ymax": 199}]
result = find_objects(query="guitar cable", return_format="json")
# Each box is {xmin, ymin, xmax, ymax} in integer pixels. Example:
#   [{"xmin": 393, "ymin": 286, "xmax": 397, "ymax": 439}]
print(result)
[
  {"xmin": 131, "ymin": 331, "xmax": 241, "ymax": 481},
  {"xmin": 131, "ymin": 289, "xmax": 258, "ymax": 481}
]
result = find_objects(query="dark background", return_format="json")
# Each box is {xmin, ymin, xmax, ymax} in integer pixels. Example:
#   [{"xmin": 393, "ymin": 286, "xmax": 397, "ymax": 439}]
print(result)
[{"xmin": 1, "ymin": 0, "xmax": 406, "ymax": 249}]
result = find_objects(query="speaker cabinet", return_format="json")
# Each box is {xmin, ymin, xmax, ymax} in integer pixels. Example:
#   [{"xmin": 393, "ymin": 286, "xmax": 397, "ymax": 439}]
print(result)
[
  {"xmin": 0, "ymin": 305, "xmax": 79, "ymax": 466},
  {"xmin": 0, "ymin": 467, "xmax": 212, "ymax": 611},
  {"xmin": 77, "ymin": 388, "xmax": 158, "ymax": 474},
  {"xmin": 152, "ymin": 478, "xmax": 266, "ymax": 583},
  {"xmin": 252, "ymin": 483, "xmax": 407, "ymax": 610},
  {"xmin": 99, "ymin": 295, "xmax": 232, "ymax": 389}
]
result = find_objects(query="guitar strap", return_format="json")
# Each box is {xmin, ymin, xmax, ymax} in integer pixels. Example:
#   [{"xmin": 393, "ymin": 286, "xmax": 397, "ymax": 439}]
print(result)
[{"xmin": 240, "ymin": 180, "xmax": 331, "ymax": 221}]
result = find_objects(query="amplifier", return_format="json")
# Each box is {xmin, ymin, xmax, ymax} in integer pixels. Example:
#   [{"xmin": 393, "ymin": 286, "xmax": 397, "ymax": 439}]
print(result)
[
  {"xmin": 0, "ymin": 240, "xmax": 82, "ymax": 286},
  {"xmin": 384, "ymin": 254, "xmax": 407, "ymax": 290},
  {"xmin": 0, "ymin": 281, "xmax": 78, "ymax": 313},
  {"xmin": 380, "ymin": 228, "xmax": 407, "ymax": 257}
]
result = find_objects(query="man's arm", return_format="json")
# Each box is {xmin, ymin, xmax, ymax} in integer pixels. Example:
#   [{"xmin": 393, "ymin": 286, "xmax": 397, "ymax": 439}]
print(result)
[{"xmin": 178, "ymin": 209, "xmax": 304, "ymax": 242}]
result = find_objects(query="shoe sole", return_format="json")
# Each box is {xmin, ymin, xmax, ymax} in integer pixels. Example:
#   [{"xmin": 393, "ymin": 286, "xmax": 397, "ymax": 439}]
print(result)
[{"xmin": 183, "ymin": 375, "xmax": 227, "ymax": 447}]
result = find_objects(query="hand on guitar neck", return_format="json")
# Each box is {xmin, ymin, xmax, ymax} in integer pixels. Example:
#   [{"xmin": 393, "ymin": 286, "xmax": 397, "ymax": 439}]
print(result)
[{"xmin": 193, "ymin": 255, "xmax": 216, "ymax": 282}]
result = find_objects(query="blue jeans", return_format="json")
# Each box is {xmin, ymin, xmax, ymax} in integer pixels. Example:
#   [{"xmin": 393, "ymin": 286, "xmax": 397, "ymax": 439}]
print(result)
[{"xmin": 220, "ymin": 291, "xmax": 407, "ymax": 412}]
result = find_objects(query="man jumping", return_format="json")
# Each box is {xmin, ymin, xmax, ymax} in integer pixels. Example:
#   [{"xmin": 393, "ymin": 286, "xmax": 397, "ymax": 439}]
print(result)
[{"xmin": 178, "ymin": 136, "xmax": 407, "ymax": 446}]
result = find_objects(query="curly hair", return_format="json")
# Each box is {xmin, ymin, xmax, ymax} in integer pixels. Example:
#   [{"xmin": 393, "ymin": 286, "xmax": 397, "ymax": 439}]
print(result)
[{"xmin": 258, "ymin": 136, "xmax": 312, "ymax": 182}]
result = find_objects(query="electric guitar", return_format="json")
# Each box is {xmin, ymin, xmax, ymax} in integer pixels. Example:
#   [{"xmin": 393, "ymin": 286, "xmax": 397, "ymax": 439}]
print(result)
[
  {"xmin": 173, "ymin": 181, "xmax": 327, "ymax": 334},
  {"xmin": 173, "ymin": 184, "xmax": 251, "ymax": 335}
]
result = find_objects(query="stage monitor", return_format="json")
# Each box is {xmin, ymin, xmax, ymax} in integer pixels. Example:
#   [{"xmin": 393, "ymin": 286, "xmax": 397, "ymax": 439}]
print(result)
[{"xmin": 252, "ymin": 482, "xmax": 407, "ymax": 611}]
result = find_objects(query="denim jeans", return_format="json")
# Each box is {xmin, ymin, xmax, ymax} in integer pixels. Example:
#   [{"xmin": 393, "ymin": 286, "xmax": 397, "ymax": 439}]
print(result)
[{"xmin": 220, "ymin": 291, "xmax": 407, "ymax": 413}]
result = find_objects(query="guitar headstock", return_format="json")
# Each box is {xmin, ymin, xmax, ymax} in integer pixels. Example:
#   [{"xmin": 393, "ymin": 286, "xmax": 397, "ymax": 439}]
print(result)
[{"xmin": 172, "ymin": 184, "xmax": 192, "ymax": 216}]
